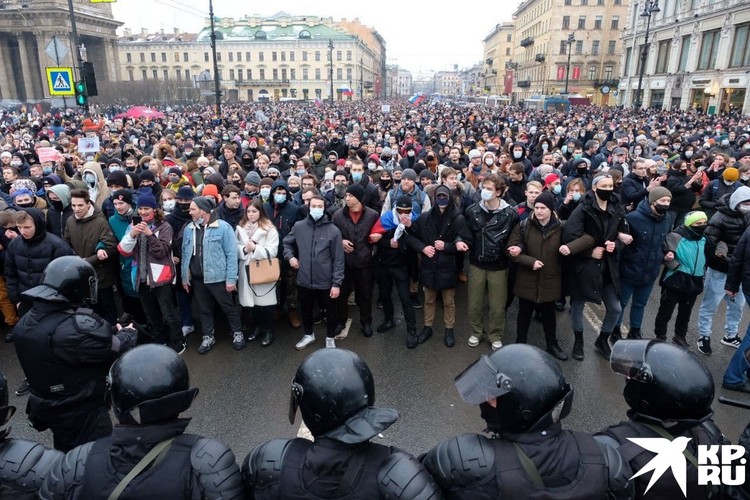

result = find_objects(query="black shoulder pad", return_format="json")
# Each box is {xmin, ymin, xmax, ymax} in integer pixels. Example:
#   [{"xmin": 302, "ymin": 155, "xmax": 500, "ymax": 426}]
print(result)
[
  {"xmin": 190, "ymin": 437, "xmax": 244, "ymax": 499},
  {"xmin": 242, "ymin": 438, "xmax": 296, "ymax": 492},
  {"xmin": 73, "ymin": 312, "xmax": 108, "ymax": 337},
  {"xmin": 39, "ymin": 441, "xmax": 94, "ymax": 500},
  {"xmin": 595, "ymin": 439, "xmax": 635, "ymax": 500},
  {"xmin": 421, "ymin": 433, "xmax": 495, "ymax": 490},
  {"xmin": 378, "ymin": 450, "xmax": 443, "ymax": 500},
  {"xmin": 0, "ymin": 438, "xmax": 64, "ymax": 493},
  {"xmin": 700, "ymin": 419, "xmax": 729, "ymax": 445}
]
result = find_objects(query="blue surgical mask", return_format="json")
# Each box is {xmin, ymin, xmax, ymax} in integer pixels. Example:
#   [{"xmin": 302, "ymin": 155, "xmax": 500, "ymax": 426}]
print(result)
[
  {"xmin": 572, "ymin": 192, "xmax": 582, "ymax": 201},
  {"xmin": 260, "ymin": 188, "xmax": 271, "ymax": 200},
  {"xmin": 481, "ymin": 188, "xmax": 495, "ymax": 201},
  {"xmin": 43, "ymin": 166, "xmax": 53, "ymax": 175},
  {"xmin": 274, "ymin": 193, "xmax": 287, "ymax": 204},
  {"xmin": 351, "ymin": 172, "xmax": 363, "ymax": 182},
  {"xmin": 310, "ymin": 207, "xmax": 324, "ymax": 220},
  {"xmin": 552, "ymin": 185, "xmax": 562, "ymax": 195}
]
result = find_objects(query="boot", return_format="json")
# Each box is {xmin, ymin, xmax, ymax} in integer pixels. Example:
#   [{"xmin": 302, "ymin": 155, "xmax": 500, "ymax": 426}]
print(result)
[
  {"xmin": 444, "ymin": 328, "xmax": 455, "ymax": 348},
  {"xmin": 406, "ymin": 330, "xmax": 418, "ymax": 349},
  {"xmin": 572, "ymin": 331, "xmax": 584, "ymax": 361},
  {"xmin": 546, "ymin": 341, "xmax": 568, "ymax": 361},
  {"xmin": 247, "ymin": 327, "xmax": 261, "ymax": 342},
  {"xmin": 627, "ymin": 326, "xmax": 642, "ymax": 339},
  {"xmin": 608, "ymin": 325, "xmax": 622, "ymax": 346},
  {"xmin": 261, "ymin": 330, "xmax": 274, "ymax": 347},
  {"xmin": 288, "ymin": 308, "xmax": 301, "ymax": 329},
  {"xmin": 417, "ymin": 326, "xmax": 433, "ymax": 344},
  {"xmin": 594, "ymin": 331, "xmax": 612, "ymax": 360}
]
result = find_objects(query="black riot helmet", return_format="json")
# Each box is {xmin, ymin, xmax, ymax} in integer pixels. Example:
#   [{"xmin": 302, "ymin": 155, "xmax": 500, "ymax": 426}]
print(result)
[
  {"xmin": 289, "ymin": 348, "xmax": 398, "ymax": 444},
  {"xmin": 611, "ymin": 340, "xmax": 714, "ymax": 424},
  {"xmin": 107, "ymin": 344, "xmax": 198, "ymax": 425},
  {"xmin": 21, "ymin": 255, "xmax": 98, "ymax": 306},
  {"xmin": 0, "ymin": 371, "xmax": 16, "ymax": 434},
  {"xmin": 455, "ymin": 344, "xmax": 573, "ymax": 434}
]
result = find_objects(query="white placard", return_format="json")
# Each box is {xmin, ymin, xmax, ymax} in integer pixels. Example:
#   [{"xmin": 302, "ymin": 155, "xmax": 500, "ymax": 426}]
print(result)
[{"xmin": 78, "ymin": 136, "xmax": 100, "ymax": 153}]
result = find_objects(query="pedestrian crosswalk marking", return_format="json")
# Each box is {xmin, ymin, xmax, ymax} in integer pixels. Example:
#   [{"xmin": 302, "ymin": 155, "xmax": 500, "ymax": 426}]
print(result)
[
  {"xmin": 53, "ymin": 73, "xmax": 71, "ymax": 91},
  {"xmin": 45, "ymin": 67, "xmax": 75, "ymax": 96}
]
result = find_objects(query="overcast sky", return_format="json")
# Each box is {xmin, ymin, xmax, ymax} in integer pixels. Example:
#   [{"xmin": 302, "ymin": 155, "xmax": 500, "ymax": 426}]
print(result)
[{"xmin": 112, "ymin": 1, "xmax": 517, "ymax": 76}]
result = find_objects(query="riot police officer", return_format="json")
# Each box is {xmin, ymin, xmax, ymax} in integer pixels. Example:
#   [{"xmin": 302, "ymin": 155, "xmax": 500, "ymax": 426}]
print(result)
[
  {"xmin": 422, "ymin": 344, "xmax": 634, "ymax": 499},
  {"xmin": 242, "ymin": 348, "xmax": 441, "ymax": 499},
  {"xmin": 13, "ymin": 256, "xmax": 138, "ymax": 452},
  {"xmin": 597, "ymin": 339, "xmax": 733, "ymax": 499},
  {"xmin": 40, "ymin": 344, "xmax": 245, "ymax": 499},
  {"xmin": 0, "ymin": 371, "xmax": 63, "ymax": 500}
]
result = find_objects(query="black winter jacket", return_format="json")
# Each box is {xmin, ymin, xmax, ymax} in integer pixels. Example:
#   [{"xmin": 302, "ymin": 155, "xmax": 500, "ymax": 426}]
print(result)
[
  {"xmin": 5, "ymin": 208, "xmax": 74, "ymax": 303},
  {"xmin": 620, "ymin": 173, "xmax": 649, "ymax": 212},
  {"xmin": 665, "ymin": 169, "xmax": 701, "ymax": 214},
  {"xmin": 331, "ymin": 206, "xmax": 379, "ymax": 268},
  {"xmin": 704, "ymin": 193, "xmax": 750, "ymax": 273},
  {"xmin": 619, "ymin": 200, "xmax": 672, "ymax": 287},
  {"xmin": 464, "ymin": 200, "xmax": 518, "ymax": 271}
]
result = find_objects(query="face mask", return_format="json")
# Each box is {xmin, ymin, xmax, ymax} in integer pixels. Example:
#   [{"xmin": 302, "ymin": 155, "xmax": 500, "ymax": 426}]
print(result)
[
  {"xmin": 351, "ymin": 172, "xmax": 363, "ymax": 182},
  {"xmin": 162, "ymin": 199, "xmax": 175, "ymax": 212},
  {"xmin": 10, "ymin": 161, "xmax": 22, "ymax": 168},
  {"xmin": 15, "ymin": 201, "xmax": 33, "ymax": 208},
  {"xmin": 288, "ymin": 185, "xmax": 300, "ymax": 194},
  {"xmin": 334, "ymin": 184, "xmax": 347, "ymax": 197},
  {"xmin": 394, "ymin": 179, "xmax": 401, "ymax": 185},
  {"xmin": 742, "ymin": 174, "xmax": 750, "ymax": 182},
  {"xmin": 407, "ymin": 151, "xmax": 415, "ymax": 157},
  {"xmin": 673, "ymin": 144, "xmax": 681, "ymax": 151},
  {"xmin": 195, "ymin": 216, "xmax": 205, "ymax": 225},
  {"xmin": 722, "ymin": 140, "xmax": 730, "ymax": 146},
  {"xmin": 260, "ymin": 188, "xmax": 271, "ymax": 200},
  {"xmin": 309, "ymin": 207, "xmax": 324, "ymax": 220},
  {"xmin": 83, "ymin": 172, "xmax": 97, "ymax": 186},
  {"xmin": 574, "ymin": 153, "xmax": 582, "ymax": 160},
  {"xmin": 43, "ymin": 166, "xmax": 53, "ymax": 175},
  {"xmin": 513, "ymin": 151, "xmax": 522, "ymax": 159},
  {"xmin": 685, "ymin": 150, "xmax": 693, "ymax": 158},
  {"xmin": 740, "ymin": 205, "xmax": 750, "ymax": 214},
  {"xmin": 436, "ymin": 196, "xmax": 450, "ymax": 207},
  {"xmin": 384, "ymin": 134, "xmax": 391, "ymax": 141},
  {"xmin": 690, "ymin": 225, "xmax": 707, "ymax": 236},
  {"xmin": 379, "ymin": 179, "xmax": 391, "ymax": 189},
  {"xmin": 381, "ymin": 156, "xmax": 391, "ymax": 163},
  {"xmin": 725, "ymin": 180, "xmax": 736, "ymax": 186},
  {"xmin": 313, "ymin": 152, "xmax": 322, "ymax": 161},
  {"xmin": 744, "ymin": 144, "xmax": 750, "ymax": 150},
  {"xmin": 552, "ymin": 185, "xmax": 562, "ymax": 195},
  {"xmin": 176, "ymin": 201, "xmax": 191, "ymax": 214},
  {"xmin": 49, "ymin": 198, "xmax": 64, "ymax": 211},
  {"xmin": 542, "ymin": 144, "xmax": 549, "ymax": 151},
  {"xmin": 595, "ymin": 188, "xmax": 613, "ymax": 202},
  {"xmin": 485, "ymin": 158, "xmax": 494, "ymax": 166},
  {"xmin": 481, "ymin": 188, "xmax": 495, "ymax": 201},
  {"xmin": 367, "ymin": 162, "xmax": 376, "ymax": 170},
  {"xmin": 296, "ymin": 168, "xmax": 306, "ymax": 176},
  {"xmin": 572, "ymin": 192, "xmax": 582, "ymax": 201},
  {"xmin": 653, "ymin": 203, "xmax": 670, "ymax": 215},
  {"xmin": 273, "ymin": 193, "xmax": 287, "ymax": 204}
]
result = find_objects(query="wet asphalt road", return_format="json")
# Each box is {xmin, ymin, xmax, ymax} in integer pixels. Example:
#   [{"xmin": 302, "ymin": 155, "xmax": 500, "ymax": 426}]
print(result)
[{"xmin": 2, "ymin": 286, "xmax": 750, "ymax": 463}]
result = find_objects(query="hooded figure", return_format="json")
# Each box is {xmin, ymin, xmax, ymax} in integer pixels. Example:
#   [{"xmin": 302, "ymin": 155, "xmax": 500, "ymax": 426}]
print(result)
[
  {"xmin": 46, "ymin": 184, "xmax": 73, "ymax": 238},
  {"xmin": 81, "ymin": 161, "xmax": 110, "ymax": 209}
]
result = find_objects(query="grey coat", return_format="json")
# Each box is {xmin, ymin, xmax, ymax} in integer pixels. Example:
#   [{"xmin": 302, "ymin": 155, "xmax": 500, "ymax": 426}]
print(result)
[{"xmin": 283, "ymin": 214, "xmax": 345, "ymax": 290}]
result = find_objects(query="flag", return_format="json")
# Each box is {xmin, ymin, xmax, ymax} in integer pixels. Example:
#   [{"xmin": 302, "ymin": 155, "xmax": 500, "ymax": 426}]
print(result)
[
  {"xmin": 341, "ymin": 86, "xmax": 353, "ymax": 96},
  {"xmin": 408, "ymin": 94, "xmax": 425, "ymax": 105},
  {"xmin": 314, "ymin": 97, "xmax": 322, "ymax": 107}
]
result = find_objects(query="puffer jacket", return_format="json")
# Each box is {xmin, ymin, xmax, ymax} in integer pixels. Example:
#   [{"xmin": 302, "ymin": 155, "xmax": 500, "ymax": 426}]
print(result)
[
  {"xmin": 5, "ymin": 208, "xmax": 74, "ymax": 303},
  {"xmin": 619, "ymin": 200, "xmax": 672, "ymax": 287},
  {"xmin": 282, "ymin": 213, "xmax": 345, "ymax": 290},
  {"xmin": 705, "ymin": 191, "xmax": 750, "ymax": 273},
  {"xmin": 507, "ymin": 216, "xmax": 564, "ymax": 303},
  {"xmin": 464, "ymin": 199, "xmax": 519, "ymax": 271},
  {"xmin": 181, "ymin": 210, "xmax": 238, "ymax": 285},
  {"xmin": 264, "ymin": 179, "xmax": 304, "ymax": 254}
]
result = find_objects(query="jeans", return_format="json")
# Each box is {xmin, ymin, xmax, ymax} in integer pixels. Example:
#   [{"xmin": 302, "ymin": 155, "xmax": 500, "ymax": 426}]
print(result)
[
  {"xmin": 698, "ymin": 267, "xmax": 745, "ymax": 338},
  {"xmin": 570, "ymin": 284, "xmax": 621, "ymax": 333},
  {"xmin": 723, "ymin": 294, "xmax": 750, "ymax": 385},
  {"xmin": 175, "ymin": 284, "xmax": 194, "ymax": 328},
  {"xmin": 654, "ymin": 288, "xmax": 699, "ymax": 338},
  {"xmin": 377, "ymin": 265, "xmax": 415, "ymax": 332},
  {"xmin": 298, "ymin": 286, "xmax": 337, "ymax": 337},
  {"xmin": 191, "ymin": 280, "xmax": 242, "ymax": 335},
  {"xmin": 616, "ymin": 281, "xmax": 655, "ymax": 330},
  {"xmin": 336, "ymin": 265, "xmax": 373, "ymax": 327},
  {"xmin": 467, "ymin": 265, "xmax": 508, "ymax": 342}
]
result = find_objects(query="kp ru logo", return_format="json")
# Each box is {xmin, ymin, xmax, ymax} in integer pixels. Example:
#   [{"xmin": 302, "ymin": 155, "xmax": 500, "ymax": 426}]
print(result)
[{"xmin": 628, "ymin": 437, "xmax": 746, "ymax": 497}]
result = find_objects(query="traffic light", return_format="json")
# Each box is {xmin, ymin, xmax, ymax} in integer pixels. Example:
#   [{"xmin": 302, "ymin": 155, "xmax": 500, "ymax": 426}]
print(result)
[
  {"xmin": 74, "ymin": 81, "xmax": 87, "ymax": 107},
  {"xmin": 82, "ymin": 62, "xmax": 98, "ymax": 96}
]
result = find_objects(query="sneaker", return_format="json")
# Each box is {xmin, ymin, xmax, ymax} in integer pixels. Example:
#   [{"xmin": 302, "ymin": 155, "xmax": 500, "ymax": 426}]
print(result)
[
  {"xmin": 672, "ymin": 336, "xmax": 690, "ymax": 348},
  {"xmin": 15, "ymin": 379, "xmax": 29, "ymax": 396},
  {"xmin": 232, "ymin": 331, "xmax": 246, "ymax": 350},
  {"xmin": 721, "ymin": 335, "xmax": 742, "ymax": 349},
  {"xmin": 375, "ymin": 300, "xmax": 383, "ymax": 310},
  {"xmin": 411, "ymin": 294, "xmax": 422, "ymax": 309},
  {"xmin": 491, "ymin": 340, "xmax": 503, "ymax": 351},
  {"xmin": 172, "ymin": 341, "xmax": 187, "ymax": 355},
  {"xmin": 181, "ymin": 325, "xmax": 194, "ymax": 337},
  {"xmin": 197, "ymin": 335, "xmax": 215, "ymax": 354},
  {"xmin": 468, "ymin": 335, "xmax": 480, "ymax": 347},
  {"xmin": 295, "ymin": 334, "xmax": 316, "ymax": 350},
  {"xmin": 723, "ymin": 380, "xmax": 750, "ymax": 394},
  {"xmin": 697, "ymin": 336, "xmax": 712, "ymax": 356},
  {"xmin": 326, "ymin": 337, "xmax": 336, "ymax": 348}
]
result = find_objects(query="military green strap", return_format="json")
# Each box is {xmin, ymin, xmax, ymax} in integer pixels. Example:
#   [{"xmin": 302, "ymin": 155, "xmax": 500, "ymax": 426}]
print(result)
[
  {"xmin": 513, "ymin": 443, "xmax": 545, "ymax": 488},
  {"xmin": 643, "ymin": 424, "xmax": 699, "ymax": 467},
  {"xmin": 107, "ymin": 438, "xmax": 175, "ymax": 500}
]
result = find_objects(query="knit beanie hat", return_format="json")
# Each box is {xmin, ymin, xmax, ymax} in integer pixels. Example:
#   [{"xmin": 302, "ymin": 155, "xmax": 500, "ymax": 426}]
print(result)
[
  {"xmin": 346, "ymin": 184, "xmax": 365, "ymax": 204},
  {"xmin": 136, "ymin": 189, "xmax": 158, "ymax": 209},
  {"xmin": 648, "ymin": 186, "xmax": 672, "ymax": 204},
  {"xmin": 401, "ymin": 168, "xmax": 417, "ymax": 181},
  {"xmin": 723, "ymin": 167, "xmax": 740, "ymax": 182},
  {"xmin": 245, "ymin": 171, "xmax": 261, "ymax": 187},
  {"xmin": 684, "ymin": 211, "xmax": 707, "ymax": 227},
  {"xmin": 192, "ymin": 196, "xmax": 217, "ymax": 213},
  {"xmin": 534, "ymin": 191, "xmax": 556, "ymax": 212},
  {"xmin": 111, "ymin": 189, "xmax": 133, "ymax": 206}
]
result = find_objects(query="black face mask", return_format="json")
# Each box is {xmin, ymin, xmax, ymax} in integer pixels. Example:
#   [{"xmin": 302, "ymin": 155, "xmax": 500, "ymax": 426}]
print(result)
[
  {"xmin": 652, "ymin": 203, "xmax": 669, "ymax": 215},
  {"xmin": 175, "ymin": 202, "xmax": 191, "ymax": 214},
  {"xmin": 288, "ymin": 186, "xmax": 300, "ymax": 194},
  {"xmin": 379, "ymin": 179, "xmax": 391, "ymax": 189},
  {"xmin": 595, "ymin": 189, "xmax": 613, "ymax": 202},
  {"xmin": 479, "ymin": 401, "xmax": 504, "ymax": 434},
  {"xmin": 393, "ymin": 179, "xmax": 401, "ymax": 185},
  {"xmin": 48, "ymin": 198, "xmax": 64, "ymax": 211},
  {"xmin": 690, "ymin": 225, "xmax": 707, "ymax": 237},
  {"xmin": 15, "ymin": 201, "xmax": 34, "ymax": 209}
]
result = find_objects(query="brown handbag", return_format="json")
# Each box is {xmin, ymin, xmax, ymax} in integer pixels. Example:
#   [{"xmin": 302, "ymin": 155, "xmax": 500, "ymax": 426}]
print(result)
[{"xmin": 247, "ymin": 247, "xmax": 280, "ymax": 285}]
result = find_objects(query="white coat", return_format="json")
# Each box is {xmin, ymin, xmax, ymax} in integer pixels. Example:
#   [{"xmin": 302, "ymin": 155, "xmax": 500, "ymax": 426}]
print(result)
[{"xmin": 236, "ymin": 224, "xmax": 279, "ymax": 307}]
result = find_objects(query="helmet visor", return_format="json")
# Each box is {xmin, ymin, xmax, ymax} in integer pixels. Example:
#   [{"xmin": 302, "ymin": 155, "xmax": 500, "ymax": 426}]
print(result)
[
  {"xmin": 288, "ymin": 381, "xmax": 303, "ymax": 425},
  {"xmin": 454, "ymin": 355, "xmax": 514, "ymax": 405},
  {"xmin": 610, "ymin": 339, "xmax": 655, "ymax": 383}
]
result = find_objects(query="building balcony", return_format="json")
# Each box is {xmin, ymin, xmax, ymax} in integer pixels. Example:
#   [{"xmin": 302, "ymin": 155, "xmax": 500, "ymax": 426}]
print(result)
[
  {"xmin": 517, "ymin": 80, "xmax": 531, "ymax": 88},
  {"xmin": 520, "ymin": 37, "xmax": 535, "ymax": 48},
  {"xmin": 233, "ymin": 79, "xmax": 290, "ymax": 86},
  {"xmin": 535, "ymin": 53, "xmax": 545, "ymax": 63},
  {"xmin": 594, "ymin": 79, "xmax": 619, "ymax": 87}
]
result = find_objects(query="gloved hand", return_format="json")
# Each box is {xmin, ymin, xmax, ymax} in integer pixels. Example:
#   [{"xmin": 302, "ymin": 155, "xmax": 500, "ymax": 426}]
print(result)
[{"xmin": 112, "ymin": 327, "xmax": 138, "ymax": 353}]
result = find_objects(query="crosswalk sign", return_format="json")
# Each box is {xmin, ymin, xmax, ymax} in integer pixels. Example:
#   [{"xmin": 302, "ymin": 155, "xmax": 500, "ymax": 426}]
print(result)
[{"xmin": 46, "ymin": 67, "xmax": 75, "ymax": 96}]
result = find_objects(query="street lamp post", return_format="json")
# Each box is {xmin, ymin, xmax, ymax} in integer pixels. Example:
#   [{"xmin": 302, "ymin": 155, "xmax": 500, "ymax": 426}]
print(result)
[
  {"xmin": 563, "ymin": 33, "xmax": 575, "ymax": 95},
  {"xmin": 208, "ymin": 0, "xmax": 221, "ymax": 117},
  {"xmin": 328, "ymin": 40, "xmax": 334, "ymax": 104},
  {"xmin": 635, "ymin": 0, "xmax": 660, "ymax": 109}
]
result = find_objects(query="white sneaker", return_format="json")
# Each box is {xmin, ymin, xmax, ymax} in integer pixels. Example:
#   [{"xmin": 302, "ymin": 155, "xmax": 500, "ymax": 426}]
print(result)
[
  {"xmin": 295, "ymin": 334, "xmax": 316, "ymax": 350},
  {"xmin": 326, "ymin": 337, "xmax": 336, "ymax": 349},
  {"xmin": 468, "ymin": 335, "xmax": 480, "ymax": 347},
  {"xmin": 197, "ymin": 335, "xmax": 215, "ymax": 354},
  {"xmin": 182, "ymin": 325, "xmax": 194, "ymax": 337},
  {"xmin": 491, "ymin": 340, "xmax": 503, "ymax": 351}
]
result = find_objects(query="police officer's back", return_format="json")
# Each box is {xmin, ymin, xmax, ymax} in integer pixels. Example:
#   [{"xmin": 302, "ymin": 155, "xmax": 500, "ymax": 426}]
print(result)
[
  {"xmin": 422, "ymin": 344, "xmax": 633, "ymax": 499},
  {"xmin": 0, "ymin": 372, "xmax": 63, "ymax": 500},
  {"xmin": 40, "ymin": 344, "xmax": 244, "ymax": 499},
  {"xmin": 242, "ymin": 348, "xmax": 441, "ymax": 499},
  {"xmin": 597, "ymin": 340, "xmax": 732, "ymax": 500},
  {"xmin": 13, "ymin": 256, "xmax": 138, "ymax": 452}
]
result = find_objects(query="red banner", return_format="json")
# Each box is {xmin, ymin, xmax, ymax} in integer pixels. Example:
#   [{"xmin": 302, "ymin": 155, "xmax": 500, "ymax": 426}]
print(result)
[
  {"xmin": 557, "ymin": 66, "xmax": 565, "ymax": 80},
  {"xmin": 572, "ymin": 66, "xmax": 581, "ymax": 80},
  {"xmin": 504, "ymin": 71, "xmax": 513, "ymax": 95}
]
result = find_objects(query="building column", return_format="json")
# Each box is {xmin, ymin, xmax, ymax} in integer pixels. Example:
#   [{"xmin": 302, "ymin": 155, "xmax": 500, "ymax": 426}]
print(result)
[
  {"xmin": 0, "ymin": 37, "xmax": 15, "ymax": 100},
  {"xmin": 716, "ymin": 14, "xmax": 734, "ymax": 70},
  {"xmin": 106, "ymin": 39, "xmax": 120, "ymax": 81},
  {"xmin": 35, "ymin": 32, "xmax": 50, "ymax": 99},
  {"xmin": 15, "ymin": 32, "xmax": 36, "ymax": 101}
]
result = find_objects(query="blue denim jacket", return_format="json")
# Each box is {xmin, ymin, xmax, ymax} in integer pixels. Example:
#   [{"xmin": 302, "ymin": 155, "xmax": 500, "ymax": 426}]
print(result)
[{"xmin": 181, "ymin": 213, "xmax": 238, "ymax": 285}]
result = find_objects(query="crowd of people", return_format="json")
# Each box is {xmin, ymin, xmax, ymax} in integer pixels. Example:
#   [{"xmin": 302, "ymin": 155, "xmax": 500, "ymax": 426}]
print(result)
[{"xmin": 0, "ymin": 97, "xmax": 749, "ymax": 498}]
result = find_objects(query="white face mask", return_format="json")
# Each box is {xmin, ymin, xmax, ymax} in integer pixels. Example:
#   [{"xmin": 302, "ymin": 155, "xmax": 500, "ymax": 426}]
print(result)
[
  {"xmin": 260, "ymin": 188, "xmax": 271, "ymax": 199},
  {"xmin": 162, "ymin": 199, "xmax": 175, "ymax": 212},
  {"xmin": 740, "ymin": 205, "xmax": 750, "ymax": 214},
  {"xmin": 685, "ymin": 150, "xmax": 693, "ymax": 158},
  {"xmin": 481, "ymin": 188, "xmax": 495, "ymax": 201},
  {"xmin": 309, "ymin": 207, "xmax": 324, "ymax": 220},
  {"xmin": 485, "ymin": 158, "xmax": 494, "ymax": 166},
  {"xmin": 513, "ymin": 151, "xmax": 522, "ymax": 159}
]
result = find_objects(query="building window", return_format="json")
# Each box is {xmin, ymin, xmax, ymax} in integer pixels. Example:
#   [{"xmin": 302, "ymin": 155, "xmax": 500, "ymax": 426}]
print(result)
[
  {"xmin": 246, "ymin": 69, "xmax": 250, "ymax": 79},
  {"xmin": 575, "ymin": 40, "xmax": 583, "ymax": 54},
  {"xmin": 160, "ymin": 53, "xmax": 166, "ymax": 62},
  {"xmin": 624, "ymin": 47, "xmax": 632, "ymax": 76},
  {"xmin": 237, "ymin": 52, "xmax": 241, "ymax": 61},
  {"xmin": 614, "ymin": 0, "xmax": 621, "ymax": 4},
  {"xmin": 578, "ymin": 16, "xmax": 586, "ymax": 29},
  {"xmin": 581, "ymin": 0, "xmax": 587, "ymax": 4},
  {"xmin": 594, "ymin": 16, "xmax": 603, "ymax": 29},
  {"xmin": 183, "ymin": 52, "xmax": 189, "ymax": 62},
  {"xmin": 259, "ymin": 52, "xmax": 264, "ymax": 62},
  {"xmin": 562, "ymin": 16, "xmax": 570, "ymax": 29},
  {"xmin": 315, "ymin": 51, "xmax": 320, "ymax": 61},
  {"xmin": 281, "ymin": 51, "xmax": 286, "ymax": 62},
  {"xmin": 139, "ymin": 53, "xmax": 145, "ymax": 62},
  {"xmin": 608, "ymin": 41, "xmax": 616, "ymax": 54},
  {"xmin": 337, "ymin": 51, "xmax": 342, "ymax": 61},
  {"xmin": 303, "ymin": 68, "xmax": 309, "ymax": 80},
  {"xmin": 126, "ymin": 53, "xmax": 132, "ymax": 62},
  {"xmin": 564, "ymin": 0, "xmax": 571, "ymax": 4},
  {"xmin": 303, "ymin": 88, "xmax": 309, "ymax": 100},
  {"xmin": 176, "ymin": 69, "xmax": 182, "ymax": 80},
  {"xmin": 163, "ymin": 69, "xmax": 169, "ymax": 80},
  {"xmin": 655, "ymin": 39, "xmax": 671, "ymax": 73},
  {"xmin": 315, "ymin": 68, "xmax": 321, "ymax": 80},
  {"xmin": 237, "ymin": 69, "xmax": 243, "ymax": 81},
  {"xmin": 507, "ymin": 33, "xmax": 512, "ymax": 42},
  {"xmin": 560, "ymin": 40, "xmax": 568, "ymax": 54},
  {"xmin": 128, "ymin": 69, "xmax": 134, "ymax": 81},
  {"xmin": 150, "ymin": 53, "xmax": 156, "ymax": 62},
  {"xmin": 678, "ymin": 35, "xmax": 691, "ymax": 71},
  {"xmin": 204, "ymin": 52, "xmax": 209, "ymax": 62},
  {"xmin": 228, "ymin": 52, "xmax": 233, "ymax": 62},
  {"xmin": 290, "ymin": 69, "xmax": 295, "ymax": 80},
  {"xmin": 573, "ymin": 66, "xmax": 581, "ymax": 79},
  {"xmin": 174, "ymin": 52, "xmax": 180, "ymax": 63},
  {"xmin": 229, "ymin": 69, "xmax": 235, "ymax": 80},
  {"xmin": 282, "ymin": 69, "xmax": 288, "ymax": 80},
  {"xmin": 216, "ymin": 52, "xmax": 221, "ymax": 62},
  {"xmin": 697, "ymin": 29, "xmax": 720, "ymax": 70},
  {"xmin": 259, "ymin": 69, "xmax": 265, "ymax": 79},
  {"xmin": 347, "ymin": 50, "xmax": 352, "ymax": 61},
  {"xmin": 592, "ymin": 40, "xmax": 600, "ymax": 55},
  {"xmin": 245, "ymin": 51, "xmax": 251, "ymax": 61},
  {"xmin": 141, "ymin": 69, "xmax": 147, "ymax": 80},
  {"xmin": 302, "ymin": 51, "xmax": 308, "ymax": 61},
  {"xmin": 272, "ymin": 51, "xmax": 277, "ymax": 62},
  {"xmin": 589, "ymin": 65, "xmax": 597, "ymax": 80},
  {"xmin": 337, "ymin": 68, "xmax": 342, "ymax": 79},
  {"xmin": 604, "ymin": 65, "xmax": 613, "ymax": 79},
  {"xmin": 611, "ymin": 16, "xmax": 619, "ymax": 29},
  {"xmin": 152, "ymin": 69, "xmax": 158, "ymax": 79},
  {"xmin": 185, "ymin": 70, "xmax": 190, "ymax": 81},
  {"xmin": 290, "ymin": 51, "xmax": 295, "ymax": 62},
  {"xmin": 731, "ymin": 24, "xmax": 750, "ymax": 67},
  {"xmin": 597, "ymin": 0, "xmax": 604, "ymax": 4},
  {"xmin": 346, "ymin": 68, "xmax": 352, "ymax": 80},
  {"xmin": 506, "ymin": 47, "xmax": 511, "ymax": 55},
  {"xmin": 273, "ymin": 69, "xmax": 278, "ymax": 80}
]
